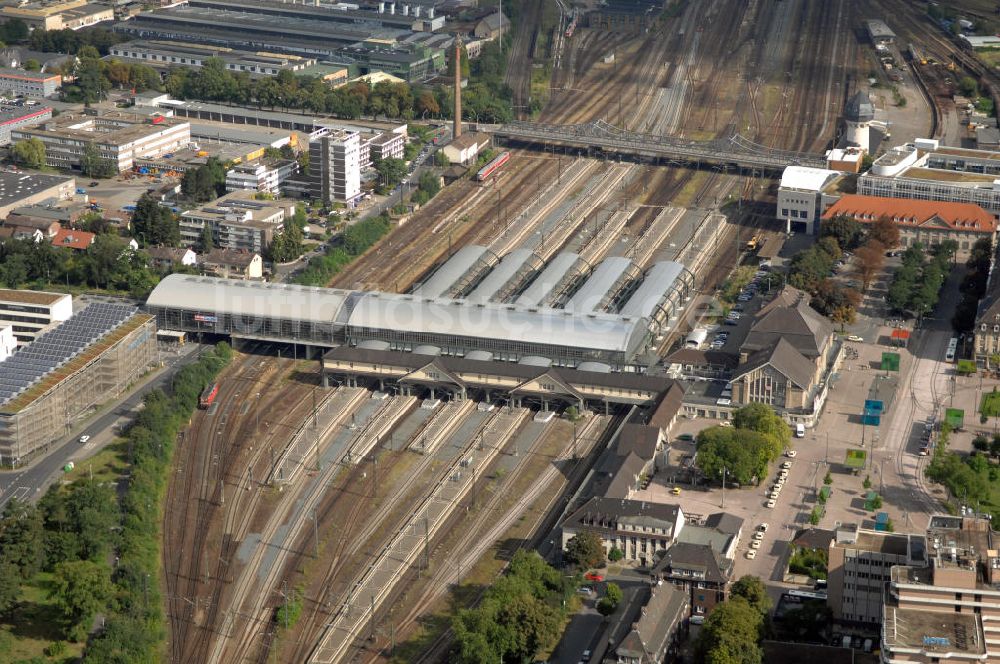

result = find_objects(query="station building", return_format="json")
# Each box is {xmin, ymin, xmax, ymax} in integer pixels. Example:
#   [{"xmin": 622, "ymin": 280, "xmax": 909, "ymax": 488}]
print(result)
[
  {"xmin": 0, "ymin": 304, "xmax": 157, "ymax": 465},
  {"xmin": 145, "ymin": 250, "xmax": 695, "ymax": 374}
]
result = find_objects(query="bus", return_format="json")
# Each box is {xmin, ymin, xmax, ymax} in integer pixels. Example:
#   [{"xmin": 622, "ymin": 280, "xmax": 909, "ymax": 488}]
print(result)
[
  {"xmin": 746, "ymin": 234, "xmax": 763, "ymax": 251},
  {"xmin": 199, "ymin": 383, "xmax": 219, "ymax": 409},
  {"xmin": 945, "ymin": 337, "xmax": 958, "ymax": 363}
]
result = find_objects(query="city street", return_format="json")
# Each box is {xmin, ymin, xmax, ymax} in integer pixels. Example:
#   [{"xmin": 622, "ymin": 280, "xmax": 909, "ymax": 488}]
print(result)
[{"xmin": 0, "ymin": 342, "xmax": 201, "ymax": 509}]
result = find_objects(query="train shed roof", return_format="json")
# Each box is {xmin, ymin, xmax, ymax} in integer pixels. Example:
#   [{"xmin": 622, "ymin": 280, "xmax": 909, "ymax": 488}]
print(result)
[
  {"xmin": 346, "ymin": 291, "xmax": 648, "ymax": 354},
  {"xmin": 146, "ymin": 274, "xmax": 351, "ymax": 325}
]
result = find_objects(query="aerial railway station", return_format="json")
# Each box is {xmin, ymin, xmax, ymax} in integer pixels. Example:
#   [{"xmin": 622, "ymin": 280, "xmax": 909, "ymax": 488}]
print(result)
[{"xmin": 146, "ymin": 249, "xmax": 694, "ymax": 379}]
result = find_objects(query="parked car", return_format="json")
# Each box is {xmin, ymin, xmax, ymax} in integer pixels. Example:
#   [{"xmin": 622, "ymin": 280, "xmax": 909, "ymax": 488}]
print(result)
[
  {"xmin": 78, "ymin": 434, "xmax": 90, "ymax": 443},
  {"xmin": 785, "ymin": 450, "xmax": 797, "ymax": 458},
  {"xmin": 846, "ymin": 335, "xmax": 863, "ymax": 342},
  {"xmin": 746, "ymin": 549, "xmax": 757, "ymax": 559},
  {"xmin": 766, "ymin": 499, "xmax": 776, "ymax": 508},
  {"xmin": 584, "ymin": 572, "xmax": 604, "ymax": 582}
]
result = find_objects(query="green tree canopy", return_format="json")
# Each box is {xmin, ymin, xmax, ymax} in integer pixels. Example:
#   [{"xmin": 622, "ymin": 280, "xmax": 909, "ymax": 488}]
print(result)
[
  {"xmin": 132, "ymin": 193, "xmax": 180, "ymax": 247},
  {"xmin": 50, "ymin": 559, "xmax": 113, "ymax": 641},
  {"xmin": 696, "ymin": 597, "xmax": 764, "ymax": 664},
  {"xmin": 563, "ymin": 531, "xmax": 604, "ymax": 569},
  {"xmin": 12, "ymin": 137, "xmax": 45, "ymax": 169},
  {"xmin": 730, "ymin": 576, "xmax": 772, "ymax": 617}
]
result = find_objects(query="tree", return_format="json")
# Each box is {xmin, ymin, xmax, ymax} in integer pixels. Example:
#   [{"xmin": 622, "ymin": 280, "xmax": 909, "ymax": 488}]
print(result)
[
  {"xmin": 50, "ymin": 559, "xmax": 112, "ymax": 641},
  {"xmin": 731, "ymin": 576, "xmax": 771, "ymax": 617},
  {"xmin": 597, "ymin": 582, "xmax": 622, "ymax": 616},
  {"xmin": 868, "ymin": 216, "xmax": 900, "ymax": 249},
  {"xmin": 733, "ymin": 403, "xmax": 791, "ymax": 449},
  {"xmin": 80, "ymin": 141, "xmax": 115, "ymax": 178},
  {"xmin": 854, "ymin": 242, "xmax": 886, "ymax": 291},
  {"xmin": 374, "ymin": 157, "xmax": 407, "ymax": 193},
  {"xmin": 0, "ymin": 498, "xmax": 45, "ymax": 579},
  {"xmin": 696, "ymin": 426, "xmax": 782, "ymax": 486},
  {"xmin": 696, "ymin": 597, "xmax": 763, "ymax": 664},
  {"xmin": 823, "ymin": 471, "xmax": 833, "ymax": 485},
  {"xmin": 564, "ymin": 531, "xmax": 604, "ymax": 569},
  {"xmin": 820, "ymin": 215, "xmax": 865, "ymax": 250},
  {"xmin": 0, "ymin": 558, "xmax": 20, "ymax": 618},
  {"xmin": 990, "ymin": 435, "xmax": 1000, "ymax": 459},
  {"xmin": 608, "ymin": 546, "xmax": 623, "ymax": 562},
  {"xmin": 132, "ymin": 193, "xmax": 180, "ymax": 247},
  {"xmin": 12, "ymin": 137, "xmax": 45, "ymax": 169},
  {"xmin": 198, "ymin": 222, "xmax": 214, "ymax": 253}
]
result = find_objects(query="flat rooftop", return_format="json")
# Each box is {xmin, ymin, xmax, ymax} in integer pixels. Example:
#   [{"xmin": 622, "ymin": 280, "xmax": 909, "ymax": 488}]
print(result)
[
  {"xmin": 0, "ymin": 288, "xmax": 69, "ymax": 307},
  {"xmin": 900, "ymin": 167, "xmax": 997, "ymax": 185},
  {"xmin": 835, "ymin": 530, "xmax": 910, "ymax": 556},
  {"xmin": 883, "ymin": 606, "xmax": 985, "ymax": 657},
  {"xmin": 931, "ymin": 145, "xmax": 1000, "ymax": 161},
  {"xmin": 19, "ymin": 111, "xmax": 188, "ymax": 145},
  {"xmin": 0, "ymin": 171, "xmax": 72, "ymax": 206}
]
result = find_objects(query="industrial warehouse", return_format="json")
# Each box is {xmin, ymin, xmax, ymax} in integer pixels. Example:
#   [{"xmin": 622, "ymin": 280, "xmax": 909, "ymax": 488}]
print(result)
[{"xmin": 145, "ymin": 250, "xmax": 695, "ymax": 373}]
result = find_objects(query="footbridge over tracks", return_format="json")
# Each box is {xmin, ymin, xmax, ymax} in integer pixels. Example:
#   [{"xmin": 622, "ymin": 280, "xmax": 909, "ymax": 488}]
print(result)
[{"xmin": 491, "ymin": 120, "xmax": 827, "ymax": 172}]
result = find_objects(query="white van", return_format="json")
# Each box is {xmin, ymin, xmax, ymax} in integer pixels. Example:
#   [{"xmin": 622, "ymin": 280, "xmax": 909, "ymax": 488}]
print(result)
[{"xmin": 795, "ymin": 423, "xmax": 806, "ymax": 438}]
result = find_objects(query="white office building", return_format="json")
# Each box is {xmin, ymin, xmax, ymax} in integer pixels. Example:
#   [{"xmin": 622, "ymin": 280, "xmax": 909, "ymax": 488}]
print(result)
[
  {"xmin": 776, "ymin": 166, "xmax": 845, "ymax": 234},
  {"xmin": 225, "ymin": 159, "xmax": 299, "ymax": 195},
  {"xmin": 0, "ymin": 288, "xmax": 72, "ymax": 345}
]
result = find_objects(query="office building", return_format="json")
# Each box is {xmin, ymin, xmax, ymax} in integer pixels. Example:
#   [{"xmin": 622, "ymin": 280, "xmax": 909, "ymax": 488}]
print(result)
[
  {"xmin": 0, "ymin": 325, "xmax": 15, "ymax": 361},
  {"xmin": 0, "ymin": 304, "xmax": 157, "ymax": 465},
  {"xmin": 827, "ymin": 523, "xmax": 924, "ymax": 626},
  {"xmin": 561, "ymin": 498, "xmax": 684, "ymax": 566},
  {"xmin": 860, "ymin": 138, "xmax": 1000, "ymax": 217},
  {"xmin": 0, "ymin": 105, "xmax": 53, "ymax": 145},
  {"xmin": 0, "ymin": 288, "xmax": 72, "ymax": 345},
  {"xmin": 309, "ymin": 128, "xmax": 362, "ymax": 205},
  {"xmin": 776, "ymin": 165, "xmax": 849, "ymax": 234},
  {"xmin": 11, "ymin": 111, "xmax": 191, "ymax": 173},
  {"xmin": 821, "ymin": 195, "xmax": 997, "ymax": 262},
  {"xmin": 0, "ymin": 68, "xmax": 61, "ymax": 97},
  {"xmin": 225, "ymin": 159, "xmax": 299, "ymax": 195},
  {"xmin": 179, "ymin": 191, "xmax": 293, "ymax": 253}
]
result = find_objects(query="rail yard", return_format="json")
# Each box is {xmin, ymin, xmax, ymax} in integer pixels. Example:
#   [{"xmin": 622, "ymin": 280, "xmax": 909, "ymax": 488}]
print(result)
[{"xmin": 146, "ymin": 0, "xmax": 995, "ymax": 663}]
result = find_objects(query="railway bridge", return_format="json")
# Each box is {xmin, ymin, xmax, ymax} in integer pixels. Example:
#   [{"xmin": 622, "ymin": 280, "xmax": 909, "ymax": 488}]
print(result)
[{"xmin": 491, "ymin": 120, "xmax": 827, "ymax": 172}]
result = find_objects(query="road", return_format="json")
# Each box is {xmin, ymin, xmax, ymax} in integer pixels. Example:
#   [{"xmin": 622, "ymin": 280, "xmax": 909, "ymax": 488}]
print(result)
[{"xmin": 0, "ymin": 342, "xmax": 201, "ymax": 509}]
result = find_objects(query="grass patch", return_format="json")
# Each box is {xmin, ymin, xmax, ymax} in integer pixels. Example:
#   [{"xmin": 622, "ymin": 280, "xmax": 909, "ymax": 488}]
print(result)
[
  {"xmin": 720, "ymin": 265, "xmax": 756, "ymax": 305},
  {"xmin": 671, "ymin": 170, "xmax": 710, "ymax": 208},
  {"xmin": 61, "ymin": 439, "xmax": 128, "ymax": 485},
  {"xmin": 982, "ymin": 389, "xmax": 1000, "ymax": 417},
  {"xmin": 0, "ymin": 573, "xmax": 85, "ymax": 663}
]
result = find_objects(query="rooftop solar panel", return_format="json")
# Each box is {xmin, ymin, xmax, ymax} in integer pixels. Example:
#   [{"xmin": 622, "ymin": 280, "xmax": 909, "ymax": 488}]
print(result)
[{"xmin": 0, "ymin": 303, "xmax": 137, "ymax": 406}]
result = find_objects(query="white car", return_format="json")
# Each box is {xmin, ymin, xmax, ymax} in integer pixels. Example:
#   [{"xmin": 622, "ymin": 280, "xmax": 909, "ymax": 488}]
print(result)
[
  {"xmin": 750, "ymin": 540, "xmax": 761, "ymax": 549},
  {"xmin": 846, "ymin": 335, "xmax": 864, "ymax": 343},
  {"xmin": 746, "ymin": 549, "xmax": 757, "ymax": 559},
  {"xmin": 769, "ymin": 491, "xmax": 780, "ymax": 500},
  {"xmin": 78, "ymin": 434, "xmax": 90, "ymax": 443},
  {"xmin": 766, "ymin": 499, "xmax": 776, "ymax": 508},
  {"xmin": 781, "ymin": 461, "xmax": 792, "ymax": 469},
  {"xmin": 785, "ymin": 450, "xmax": 797, "ymax": 458},
  {"xmin": 778, "ymin": 469, "xmax": 789, "ymax": 479},
  {"xmin": 758, "ymin": 523, "xmax": 769, "ymax": 532},
  {"xmin": 752, "ymin": 531, "xmax": 764, "ymax": 540}
]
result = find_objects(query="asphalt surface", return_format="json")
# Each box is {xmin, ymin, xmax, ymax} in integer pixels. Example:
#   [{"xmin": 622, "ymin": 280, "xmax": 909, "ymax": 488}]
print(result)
[{"xmin": 0, "ymin": 342, "xmax": 202, "ymax": 509}]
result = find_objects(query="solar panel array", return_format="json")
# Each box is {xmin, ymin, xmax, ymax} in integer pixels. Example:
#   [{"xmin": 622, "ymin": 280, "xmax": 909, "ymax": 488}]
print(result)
[{"xmin": 0, "ymin": 303, "xmax": 137, "ymax": 407}]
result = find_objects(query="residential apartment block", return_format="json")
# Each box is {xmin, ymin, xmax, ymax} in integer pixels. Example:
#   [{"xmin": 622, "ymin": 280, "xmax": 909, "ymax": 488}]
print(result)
[
  {"xmin": 11, "ymin": 111, "xmax": 191, "ymax": 173},
  {"xmin": 179, "ymin": 191, "xmax": 292, "ymax": 253},
  {"xmin": 0, "ymin": 288, "xmax": 72, "ymax": 345},
  {"xmin": 308, "ymin": 127, "xmax": 361, "ymax": 205}
]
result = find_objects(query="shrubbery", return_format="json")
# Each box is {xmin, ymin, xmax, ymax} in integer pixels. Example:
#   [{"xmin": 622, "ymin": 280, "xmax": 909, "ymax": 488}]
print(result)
[{"xmin": 293, "ymin": 215, "xmax": 392, "ymax": 286}]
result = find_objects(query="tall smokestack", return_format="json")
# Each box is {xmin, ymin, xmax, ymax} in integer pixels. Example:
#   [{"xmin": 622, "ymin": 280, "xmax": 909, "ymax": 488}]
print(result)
[{"xmin": 454, "ymin": 37, "xmax": 462, "ymax": 138}]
